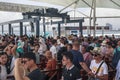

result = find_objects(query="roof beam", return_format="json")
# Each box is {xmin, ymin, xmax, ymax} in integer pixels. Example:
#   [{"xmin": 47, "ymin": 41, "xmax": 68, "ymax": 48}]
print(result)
[
  {"xmin": 0, "ymin": 2, "xmax": 44, "ymax": 12},
  {"xmin": 0, "ymin": 17, "xmax": 40, "ymax": 25},
  {"xmin": 110, "ymin": 0, "xmax": 120, "ymax": 8},
  {"xmin": 82, "ymin": 0, "xmax": 93, "ymax": 9},
  {"xmin": 59, "ymin": 0, "xmax": 79, "ymax": 13}
]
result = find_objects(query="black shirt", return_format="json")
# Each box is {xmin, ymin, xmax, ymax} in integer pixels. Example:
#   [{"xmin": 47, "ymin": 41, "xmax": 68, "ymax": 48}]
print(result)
[
  {"xmin": 27, "ymin": 68, "xmax": 45, "ymax": 80},
  {"xmin": 62, "ymin": 65, "xmax": 81, "ymax": 80}
]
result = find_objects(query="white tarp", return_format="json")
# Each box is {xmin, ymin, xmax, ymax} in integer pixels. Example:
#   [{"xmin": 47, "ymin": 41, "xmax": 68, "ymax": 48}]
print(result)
[{"xmin": 32, "ymin": 0, "xmax": 120, "ymax": 9}]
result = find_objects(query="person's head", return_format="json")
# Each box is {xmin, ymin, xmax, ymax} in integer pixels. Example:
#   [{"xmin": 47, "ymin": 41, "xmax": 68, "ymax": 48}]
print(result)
[
  {"xmin": 60, "ymin": 38, "xmax": 64, "ymax": 44},
  {"xmin": 91, "ymin": 47, "xmax": 103, "ymax": 61},
  {"xmin": 72, "ymin": 41, "xmax": 80, "ymax": 50},
  {"xmin": 51, "ymin": 39, "xmax": 57, "ymax": 46},
  {"xmin": 34, "ymin": 44, "xmax": 40, "ymax": 51},
  {"xmin": 117, "ymin": 40, "xmax": 120, "ymax": 46},
  {"xmin": 106, "ymin": 42, "xmax": 113, "ymax": 48},
  {"xmin": 22, "ymin": 52, "xmax": 36, "ymax": 69},
  {"xmin": 81, "ymin": 45, "xmax": 87, "ymax": 54},
  {"xmin": 45, "ymin": 51, "xmax": 52, "ymax": 59},
  {"xmin": 62, "ymin": 51, "xmax": 73, "ymax": 66},
  {"xmin": 0, "ymin": 52, "xmax": 8, "ymax": 65},
  {"xmin": 8, "ymin": 42, "xmax": 14, "ymax": 49},
  {"xmin": 67, "ymin": 44, "xmax": 72, "ymax": 51}
]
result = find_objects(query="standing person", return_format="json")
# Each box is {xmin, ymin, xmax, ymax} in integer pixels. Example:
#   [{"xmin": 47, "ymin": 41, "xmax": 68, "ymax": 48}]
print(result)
[
  {"xmin": 115, "ymin": 59, "xmax": 120, "ymax": 80},
  {"xmin": 33, "ymin": 44, "xmax": 40, "ymax": 64},
  {"xmin": 38, "ymin": 37, "xmax": 47, "ymax": 55},
  {"xmin": 70, "ymin": 41, "xmax": 90, "ymax": 73},
  {"xmin": 4, "ymin": 42, "xmax": 17, "ymax": 76},
  {"xmin": 0, "ymin": 52, "xmax": 8, "ymax": 80},
  {"xmin": 112, "ymin": 40, "xmax": 120, "ymax": 68},
  {"xmin": 14, "ymin": 52, "xmax": 45, "ymax": 80},
  {"xmin": 89, "ymin": 47, "xmax": 108, "ymax": 80},
  {"xmin": 50, "ymin": 39, "xmax": 58, "ymax": 59},
  {"xmin": 62, "ymin": 51, "xmax": 81, "ymax": 80}
]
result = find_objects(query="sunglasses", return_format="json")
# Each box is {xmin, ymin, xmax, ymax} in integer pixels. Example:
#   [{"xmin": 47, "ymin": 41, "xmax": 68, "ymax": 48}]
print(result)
[{"xmin": 92, "ymin": 54, "xmax": 99, "ymax": 57}]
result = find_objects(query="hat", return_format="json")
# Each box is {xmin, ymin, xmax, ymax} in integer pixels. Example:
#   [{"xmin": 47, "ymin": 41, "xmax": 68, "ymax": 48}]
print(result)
[
  {"xmin": 101, "ymin": 40, "xmax": 107, "ymax": 46},
  {"xmin": 90, "ymin": 47, "xmax": 103, "ymax": 56}
]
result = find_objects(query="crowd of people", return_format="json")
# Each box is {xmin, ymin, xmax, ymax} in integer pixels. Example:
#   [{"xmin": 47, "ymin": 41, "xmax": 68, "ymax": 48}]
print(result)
[{"xmin": 0, "ymin": 34, "xmax": 119, "ymax": 80}]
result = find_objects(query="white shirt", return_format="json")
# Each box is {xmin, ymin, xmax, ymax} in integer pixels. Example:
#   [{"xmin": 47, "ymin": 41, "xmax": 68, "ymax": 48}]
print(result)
[
  {"xmin": 50, "ymin": 45, "xmax": 57, "ymax": 58},
  {"xmin": 9, "ymin": 56, "xmax": 16, "ymax": 75},
  {"xmin": 116, "ymin": 60, "xmax": 120, "ymax": 80},
  {"xmin": 38, "ymin": 43, "xmax": 47, "ymax": 55},
  {"xmin": 0, "ymin": 65, "xmax": 7, "ymax": 80},
  {"xmin": 90, "ymin": 60, "xmax": 108, "ymax": 76}
]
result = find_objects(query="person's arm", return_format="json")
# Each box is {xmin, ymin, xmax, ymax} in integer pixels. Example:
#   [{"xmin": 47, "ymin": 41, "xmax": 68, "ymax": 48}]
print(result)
[
  {"xmin": 14, "ymin": 58, "xmax": 30, "ymax": 80},
  {"xmin": 95, "ymin": 74, "xmax": 108, "ymax": 80},
  {"xmin": 79, "ymin": 62, "xmax": 90, "ymax": 73},
  {"xmin": 11, "ymin": 45, "xmax": 17, "ymax": 56},
  {"xmin": 4, "ymin": 46, "xmax": 8, "ymax": 52}
]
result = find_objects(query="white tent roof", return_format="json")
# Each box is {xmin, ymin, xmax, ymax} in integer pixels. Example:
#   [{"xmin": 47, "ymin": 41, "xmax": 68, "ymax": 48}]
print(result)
[{"xmin": 32, "ymin": 0, "xmax": 120, "ymax": 9}]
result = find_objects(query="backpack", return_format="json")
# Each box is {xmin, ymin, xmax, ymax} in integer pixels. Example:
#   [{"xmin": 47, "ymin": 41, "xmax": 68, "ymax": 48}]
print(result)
[{"xmin": 112, "ymin": 48, "xmax": 120, "ymax": 68}]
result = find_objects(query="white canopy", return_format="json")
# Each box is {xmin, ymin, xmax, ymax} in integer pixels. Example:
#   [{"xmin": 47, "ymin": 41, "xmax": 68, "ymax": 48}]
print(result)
[{"xmin": 32, "ymin": 0, "xmax": 120, "ymax": 9}]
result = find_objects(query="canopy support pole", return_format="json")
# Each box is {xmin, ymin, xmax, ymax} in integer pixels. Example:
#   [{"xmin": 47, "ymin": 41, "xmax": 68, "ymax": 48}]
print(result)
[
  {"xmin": 110, "ymin": 0, "xmax": 120, "ymax": 7},
  {"xmin": 89, "ymin": 0, "xmax": 94, "ymax": 36},
  {"xmin": 82, "ymin": 0, "xmax": 93, "ymax": 9},
  {"xmin": 59, "ymin": 0, "xmax": 79, "ymax": 13},
  {"xmin": 93, "ymin": 0, "xmax": 96, "ymax": 37}
]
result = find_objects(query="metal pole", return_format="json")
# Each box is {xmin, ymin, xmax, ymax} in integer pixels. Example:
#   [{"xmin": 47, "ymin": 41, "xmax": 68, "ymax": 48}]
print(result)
[
  {"xmin": 11, "ymin": 27, "xmax": 13, "ymax": 35},
  {"xmin": 93, "ymin": 0, "xmax": 96, "ymax": 37},
  {"xmin": 58, "ymin": 23, "xmax": 61, "ymax": 37},
  {"xmin": 25, "ymin": 26, "xmax": 27, "ymax": 35},
  {"xmin": 89, "ymin": 0, "xmax": 94, "ymax": 36},
  {"xmin": 102, "ymin": 26, "xmax": 104, "ymax": 36},
  {"xmin": 79, "ymin": 22, "xmax": 83, "ymax": 36},
  {"xmin": 59, "ymin": 0, "xmax": 79, "ymax": 13},
  {"xmin": 20, "ymin": 22, "xmax": 23, "ymax": 36},
  {"xmin": 1, "ymin": 25, "xmax": 4, "ymax": 35},
  {"xmin": 36, "ymin": 20, "xmax": 40, "ymax": 37},
  {"xmin": 8, "ymin": 24, "xmax": 11, "ymax": 35},
  {"xmin": 43, "ymin": 17, "xmax": 46, "ymax": 38},
  {"xmin": 30, "ymin": 22, "xmax": 34, "ymax": 33}
]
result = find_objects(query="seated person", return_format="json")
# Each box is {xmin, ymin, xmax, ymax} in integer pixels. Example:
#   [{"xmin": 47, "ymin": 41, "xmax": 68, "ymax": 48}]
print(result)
[
  {"xmin": 44, "ymin": 51, "xmax": 57, "ymax": 78},
  {"xmin": 61, "ymin": 51, "xmax": 81, "ymax": 80},
  {"xmin": 0, "ymin": 52, "xmax": 8, "ymax": 80}
]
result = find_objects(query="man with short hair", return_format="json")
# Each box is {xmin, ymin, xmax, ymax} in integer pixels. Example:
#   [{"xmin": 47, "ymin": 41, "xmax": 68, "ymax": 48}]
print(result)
[
  {"xmin": 62, "ymin": 51, "xmax": 81, "ymax": 80},
  {"xmin": 70, "ymin": 41, "xmax": 90, "ymax": 72},
  {"xmin": 14, "ymin": 52, "xmax": 45, "ymax": 80},
  {"xmin": 50, "ymin": 39, "xmax": 58, "ymax": 59}
]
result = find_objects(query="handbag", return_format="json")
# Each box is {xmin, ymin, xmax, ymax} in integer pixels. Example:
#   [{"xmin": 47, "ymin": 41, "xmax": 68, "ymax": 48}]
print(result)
[{"xmin": 88, "ymin": 61, "xmax": 104, "ymax": 80}]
